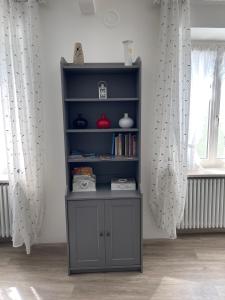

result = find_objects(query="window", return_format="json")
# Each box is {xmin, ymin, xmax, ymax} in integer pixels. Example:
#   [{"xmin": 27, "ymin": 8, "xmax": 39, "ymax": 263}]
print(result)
[{"xmin": 188, "ymin": 43, "xmax": 225, "ymax": 169}]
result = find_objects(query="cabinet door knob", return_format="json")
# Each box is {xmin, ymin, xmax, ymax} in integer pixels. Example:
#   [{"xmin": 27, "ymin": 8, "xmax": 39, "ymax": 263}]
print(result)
[
  {"xmin": 99, "ymin": 232, "xmax": 104, "ymax": 237},
  {"xmin": 106, "ymin": 232, "xmax": 110, "ymax": 237}
]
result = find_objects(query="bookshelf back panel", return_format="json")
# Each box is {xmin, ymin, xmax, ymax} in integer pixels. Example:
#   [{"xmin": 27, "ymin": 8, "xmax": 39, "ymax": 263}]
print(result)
[
  {"xmin": 66, "ymin": 101, "xmax": 138, "ymax": 129},
  {"xmin": 68, "ymin": 132, "xmax": 112, "ymax": 155},
  {"xmin": 64, "ymin": 71, "xmax": 138, "ymax": 99},
  {"xmin": 68, "ymin": 161, "xmax": 138, "ymax": 189}
]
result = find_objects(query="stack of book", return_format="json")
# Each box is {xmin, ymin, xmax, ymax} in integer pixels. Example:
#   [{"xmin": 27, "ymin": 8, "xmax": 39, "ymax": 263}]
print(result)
[{"xmin": 112, "ymin": 133, "xmax": 137, "ymax": 157}]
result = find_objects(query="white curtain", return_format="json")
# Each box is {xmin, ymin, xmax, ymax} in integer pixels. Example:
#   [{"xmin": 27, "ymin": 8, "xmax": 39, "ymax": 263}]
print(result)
[
  {"xmin": 151, "ymin": 0, "xmax": 191, "ymax": 238},
  {"xmin": 0, "ymin": 0, "xmax": 44, "ymax": 254}
]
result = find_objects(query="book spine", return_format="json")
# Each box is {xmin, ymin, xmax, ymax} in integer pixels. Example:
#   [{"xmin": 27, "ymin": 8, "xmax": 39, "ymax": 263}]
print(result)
[
  {"xmin": 111, "ymin": 133, "xmax": 115, "ymax": 155},
  {"xmin": 132, "ymin": 135, "xmax": 137, "ymax": 157},
  {"xmin": 125, "ymin": 134, "xmax": 128, "ymax": 157},
  {"xmin": 118, "ymin": 134, "xmax": 122, "ymax": 156},
  {"xmin": 115, "ymin": 136, "xmax": 118, "ymax": 156},
  {"xmin": 128, "ymin": 133, "xmax": 132, "ymax": 157}
]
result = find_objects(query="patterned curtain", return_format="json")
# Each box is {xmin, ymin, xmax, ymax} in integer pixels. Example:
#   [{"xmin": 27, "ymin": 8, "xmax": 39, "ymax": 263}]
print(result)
[
  {"xmin": 0, "ymin": 0, "xmax": 44, "ymax": 254},
  {"xmin": 150, "ymin": 0, "xmax": 191, "ymax": 238}
]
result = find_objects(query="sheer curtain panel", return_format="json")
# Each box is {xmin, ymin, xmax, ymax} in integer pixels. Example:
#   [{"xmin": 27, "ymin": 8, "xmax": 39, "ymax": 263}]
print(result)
[
  {"xmin": 151, "ymin": 0, "xmax": 191, "ymax": 238},
  {"xmin": 0, "ymin": 0, "xmax": 44, "ymax": 254}
]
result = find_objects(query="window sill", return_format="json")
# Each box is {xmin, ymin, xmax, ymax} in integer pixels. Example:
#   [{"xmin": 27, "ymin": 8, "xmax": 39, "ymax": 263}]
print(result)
[
  {"xmin": 0, "ymin": 176, "xmax": 9, "ymax": 184},
  {"xmin": 188, "ymin": 168, "xmax": 225, "ymax": 178}
]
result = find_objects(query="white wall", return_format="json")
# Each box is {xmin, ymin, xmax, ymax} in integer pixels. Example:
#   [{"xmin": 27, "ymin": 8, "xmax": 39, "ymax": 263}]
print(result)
[
  {"xmin": 39, "ymin": 0, "xmax": 165, "ymax": 243},
  {"xmin": 191, "ymin": 3, "xmax": 225, "ymax": 28},
  {"xmin": 39, "ymin": 0, "xmax": 225, "ymax": 243}
]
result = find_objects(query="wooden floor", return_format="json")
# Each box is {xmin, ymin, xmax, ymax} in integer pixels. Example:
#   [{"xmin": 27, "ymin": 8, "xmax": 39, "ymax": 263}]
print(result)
[{"xmin": 1, "ymin": 234, "xmax": 225, "ymax": 300}]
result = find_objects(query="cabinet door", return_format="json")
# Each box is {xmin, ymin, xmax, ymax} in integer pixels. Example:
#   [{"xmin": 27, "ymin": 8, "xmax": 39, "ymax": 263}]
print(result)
[
  {"xmin": 105, "ymin": 199, "xmax": 140, "ymax": 267},
  {"xmin": 67, "ymin": 200, "xmax": 105, "ymax": 269}
]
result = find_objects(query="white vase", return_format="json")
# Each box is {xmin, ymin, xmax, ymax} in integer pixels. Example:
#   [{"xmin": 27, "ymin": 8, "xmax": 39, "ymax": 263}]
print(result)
[
  {"xmin": 119, "ymin": 113, "xmax": 134, "ymax": 128},
  {"xmin": 122, "ymin": 40, "xmax": 134, "ymax": 66}
]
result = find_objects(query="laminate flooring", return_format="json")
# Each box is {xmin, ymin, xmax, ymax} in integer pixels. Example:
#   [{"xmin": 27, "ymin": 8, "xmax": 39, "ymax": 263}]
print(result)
[{"xmin": 1, "ymin": 234, "xmax": 225, "ymax": 300}]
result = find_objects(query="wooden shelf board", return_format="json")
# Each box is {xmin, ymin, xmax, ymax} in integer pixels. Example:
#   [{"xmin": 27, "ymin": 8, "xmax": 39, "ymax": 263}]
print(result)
[
  {"xmin": 66, "ymin": 184, "xmax": 142, "ymax": 200},
  {"xmin": 67, "ymin": 156, "xmax": 139, "ymax": 163},
  {"xmin": 65, "ymin": 98, "xmax": 139, "ymax": 102},
  {"xmin": 62, "ymin": 63, "xmax": 139, "ymax": 71},
  {"xmin": 66, "ymin": 128, "xmax": 139, "ymax": 133}
]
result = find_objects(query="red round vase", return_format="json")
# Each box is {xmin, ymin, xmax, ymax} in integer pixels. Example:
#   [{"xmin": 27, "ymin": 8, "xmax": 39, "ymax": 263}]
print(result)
[{"xmin": 96, "ymin": 113, "xmax": 111, "ymax": 129}]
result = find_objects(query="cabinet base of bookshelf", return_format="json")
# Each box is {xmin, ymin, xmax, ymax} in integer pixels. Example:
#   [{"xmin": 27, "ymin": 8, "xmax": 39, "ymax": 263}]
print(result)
[{"xmin": 68, "ymin": 265, "xmax": 142, "ymax": 275}]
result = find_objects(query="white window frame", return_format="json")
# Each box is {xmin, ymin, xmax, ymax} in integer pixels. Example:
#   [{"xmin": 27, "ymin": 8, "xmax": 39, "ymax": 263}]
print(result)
[{"xmin": 197, "ymin": 42, "xmax": 225, "ymax": 168}]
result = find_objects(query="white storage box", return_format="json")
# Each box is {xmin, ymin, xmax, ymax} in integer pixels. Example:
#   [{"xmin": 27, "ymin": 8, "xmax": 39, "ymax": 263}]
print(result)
[
  {"xmin": 73, "ymin": 175, "xmax": 96, "ymax": 192},
  {"xmin": 111, "ymin": 178, "xmax": 136, "ymax": 191}
]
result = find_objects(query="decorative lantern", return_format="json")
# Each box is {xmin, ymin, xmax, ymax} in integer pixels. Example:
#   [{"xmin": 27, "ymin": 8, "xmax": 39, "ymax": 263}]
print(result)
[{"xmin": 98, "ymin": 81, "xmax": 107, "ymax": 99}]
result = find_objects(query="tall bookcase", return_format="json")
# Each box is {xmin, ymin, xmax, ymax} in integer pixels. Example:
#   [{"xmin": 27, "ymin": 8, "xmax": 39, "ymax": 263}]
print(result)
[{"xmin": 61, "ymin": 57, "xmax": 142, "ymax": 274}]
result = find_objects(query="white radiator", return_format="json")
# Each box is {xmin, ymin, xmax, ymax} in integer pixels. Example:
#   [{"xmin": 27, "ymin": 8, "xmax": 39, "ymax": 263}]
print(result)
[
  {"xmin": 0, "ymin": 183, "xmax": 11, "ymax": 238},
  {"xmin": 178, "ymin": 177, "xmax": 225, "ymax": 230}
]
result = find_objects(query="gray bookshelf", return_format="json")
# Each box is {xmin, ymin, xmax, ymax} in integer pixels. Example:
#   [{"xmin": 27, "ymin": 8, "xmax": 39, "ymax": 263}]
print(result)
[{"xmin": 61, "ymin": 57, "xmax": 142, "ymax": 274}]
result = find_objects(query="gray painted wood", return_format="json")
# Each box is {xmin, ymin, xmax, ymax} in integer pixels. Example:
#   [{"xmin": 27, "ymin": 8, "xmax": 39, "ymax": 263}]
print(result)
[
  {"xmin": 63, "ymin": 61, "xmax": 139, "ymax": 70},
  {"xmin": 61, "ymin": 57, "xmax": 143, "ymax": 274},
  {"xmin": 60, "ymin": 58, "xmax": 70, "ymax": 192},
  {"xmin": 67, "ymin": 156, "xmax": 139, "ymax": 163},
  {"xmin": 65, "ymin": 98, "xmax": 139, "ymax": 102},
  {"xmin": 67, "ymin": 189, "xmax": 141, "ymax": 201},
  {"xmin": 66, "ymin": 129, "xmax": 139, "ymax": 133},
  {"xmin": 70, "ymin": 265, "xmax": 141, "ymax": 274},
  {"xmin": 67, "ymin": 200, "xmax": 105, "ymax": 269},
  {"xmin": 105, "ymin": 199, "xmax": 140, "ymax": 267}
]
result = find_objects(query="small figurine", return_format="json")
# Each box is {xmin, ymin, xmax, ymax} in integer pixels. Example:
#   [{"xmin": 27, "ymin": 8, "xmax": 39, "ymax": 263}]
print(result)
[
  {"xmin": 98, "ymin": 81, "xmax": 107, "ymax": 99},
  {"xmin": 73, "ymin": 42, "xmax": 84, "ymax": 64}
]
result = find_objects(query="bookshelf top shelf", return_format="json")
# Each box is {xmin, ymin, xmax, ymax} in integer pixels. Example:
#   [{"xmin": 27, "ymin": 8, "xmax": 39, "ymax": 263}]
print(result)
[
  {"xmin": 60, "ymin": 57, "xmax": 141, "ymax": 73},
  {"xmin": 66, "ymin": 128, "xmax": 139, "ymax": 133},
  {"xmin": 65, "ymin": 98, "xmax": 139, "ymax": 102}
]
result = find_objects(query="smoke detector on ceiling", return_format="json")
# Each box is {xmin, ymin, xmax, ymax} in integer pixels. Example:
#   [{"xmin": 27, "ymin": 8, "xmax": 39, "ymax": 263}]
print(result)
[{"xmin": 104, "ymin": 10, "xmax": 120, "ymax": 28}]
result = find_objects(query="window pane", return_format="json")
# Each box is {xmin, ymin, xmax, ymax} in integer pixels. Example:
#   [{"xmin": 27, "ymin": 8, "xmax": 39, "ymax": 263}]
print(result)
[
  {"xmin": 189, "ymin": 48, "xmax": 216, "ymax": 160},
  {"xmin": 217, "ymin": 56, "xmax": 225, "ymax": 159}
]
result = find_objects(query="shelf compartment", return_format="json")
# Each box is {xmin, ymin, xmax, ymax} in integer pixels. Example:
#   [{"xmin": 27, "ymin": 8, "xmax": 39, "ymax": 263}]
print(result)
[
  {"xmin": 67, "ymin": 132, "xmax": 139, "ymax": 158},
  {"xmin": 66, "ymin": 128, "xmax": 139, "ymax": 133},
  {"xmin": 64, "ymin": 71, "xmax": 138, "ymax": 99},
  {"xmin": 68, "ymin": 156, "xmax": 139, "ymax": 163},
  {"xmin": 65, "ymin": 100, "xmax": 139, "ymax": 129},
  {"xmin": 65, "ymin": 98, "xmax": 139, "ymax": 102},
  {"xmin": 68, "ymin": 161, "xmax": 138, "ymax": 190}
]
